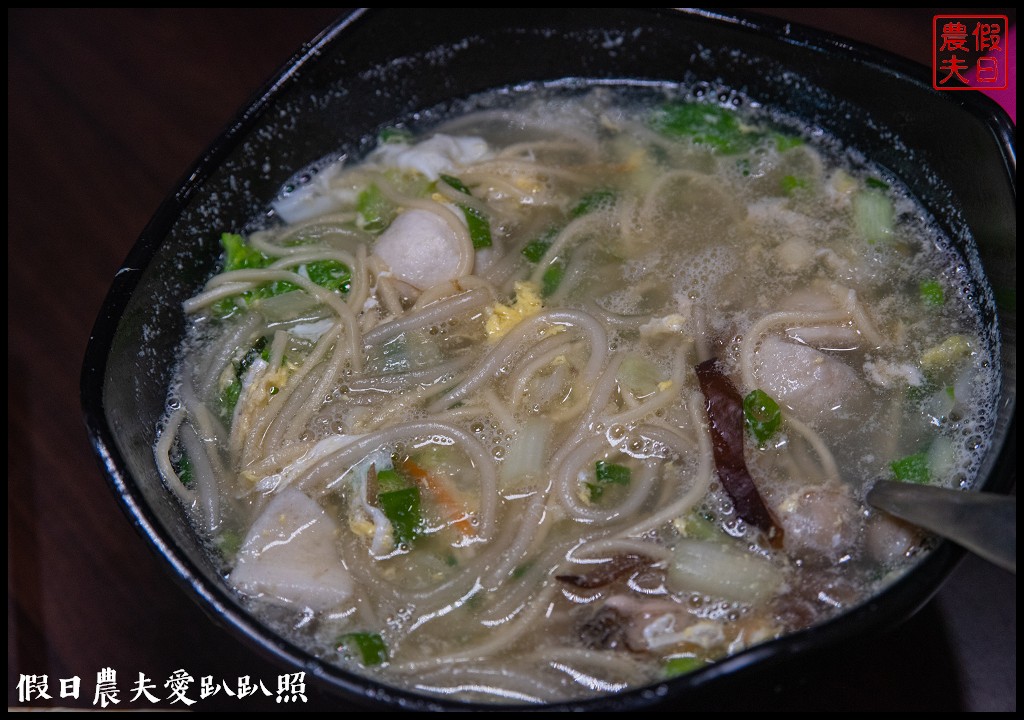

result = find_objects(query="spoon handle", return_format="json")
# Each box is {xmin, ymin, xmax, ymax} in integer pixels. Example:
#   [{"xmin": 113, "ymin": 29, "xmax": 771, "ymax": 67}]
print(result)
[{"xmin": 867, "ymin": 481, "xmax": 1016, "ymax": 574}]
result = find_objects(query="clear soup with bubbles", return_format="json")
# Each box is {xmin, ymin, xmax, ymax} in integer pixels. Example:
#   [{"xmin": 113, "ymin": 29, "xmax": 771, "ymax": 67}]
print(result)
[{"xmin": 156, "ymin": 86, "xmax": 998, "ymax": 704}]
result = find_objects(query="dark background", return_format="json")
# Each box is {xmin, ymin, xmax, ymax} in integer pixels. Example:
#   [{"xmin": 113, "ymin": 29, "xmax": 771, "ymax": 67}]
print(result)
[{"xmin": 8, "ymin": 8, "xmax": 1015, "ymax": 711}]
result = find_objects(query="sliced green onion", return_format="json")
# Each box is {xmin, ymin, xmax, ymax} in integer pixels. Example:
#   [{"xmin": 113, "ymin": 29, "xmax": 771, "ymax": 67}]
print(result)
[
  {"xmin": 596, "ymin": 461, "xmax": 631, "ymax": 485},
  {"xmin": 891, "ymin": 452, "xmax": 930, "ymax": 484},
  {"xmin": 743, "ymin": 389, "xmax": 782, "ymax": 446},
  {"xmin": 339, "ymin": 632, "xmax": 389, "ymax": 666},
  {"xmin": 865, "ymin": 176, "xmax": 890, "ymax": 190},
  {"xmin": 773, "ymin": 133, "xmax": 804, "ymax": 151},
  {"xmin": 676, "ymin": 511, "xmax": 720, "ymax": 541},
  {"xmin": 780, "ymin": 175, "xmax": 808, "ymax": 195},
  {"xmin": 919, "ymin": 279, "xmax": 945, "ymax": 307},
  {"xmin": 664, "ymin": 655, "xmax": 708, "ymax": 677},
  {"xmin": 588, "ymin": 461, "xmax": 631, "ymax": 501}
]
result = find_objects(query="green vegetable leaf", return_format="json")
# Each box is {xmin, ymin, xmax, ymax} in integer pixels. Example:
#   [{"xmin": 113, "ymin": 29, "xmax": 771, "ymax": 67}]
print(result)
[
  {"xmin": 462, "ymin": 205, "xmax": 492, "ymax": 249},
  {"xmin": 439, "ymin": 174, "xmax": 473, "ymax": 196},
  {"xmin": 339, "ymin": 632, "xmax": 389, "ymax": 666},
  {"xmin": 376, "ymin": 468, "xmax": 406, "ymax": 495},
  {"xmin": 743, "ymin": 389, "xmax": 782, "ymax": 446},
  {"xmin": 651, "ymin": 102, "xmax": 760, "ymax": 154},
  {"xmin": 221, "ymin": 232, "xmax": 272, "ymax": 271},
  {"xmin": 215, "ymin": 235, "xmax": 271, "ymax": 318},
  {"xmin": 305, "ymin": 260, "xmax": 352, "ymax": 293},
  {"xmin": 773, "ymin": 133, "xmax": 804, "ymax": 151},
  {"xmin": 219, "ymin": 336, "xmax": 268, "ymax": 422},
  {"xmin": 214, "ymin": 529, "xmax": 243, "ymax": 559},
  {"xmin": 220, "ymin": 377, "xmax": 241, "ymax": 420},
  {"xmin": 215, "ymin": 233, "xmax": 352, "ymax": 315},
  {"xmin": 378, "ymin": 127, "xmax": 412, "ymax": 144},
  {"xmin": 780, "ymin": 175, "xmax": 808, "ymax": 195},
  {"xmin": 522, "ymin": 227, "xmax": 560, "ymax": 263},
  {"xmin": 891, "ymin": 452, "xmax": 930, "ymax": 484},
  {"xmin": 239, "ymin": 336, "xmax": 268, "ymax": 375},
  {"xmin": 438, "ymin": 175, "xmax": 492, "ymax": 249},
  {"xmin": 865, "ymin": 177, "xmax": 890, "ymax": 190},
  {"xmin": 378, "ymin": 486, "xmax": 421, "ymax": 545},
  {"xmin": 571, "ymin": 189, "xmax": 616, "ymax": 218},
  {"xmin": 522, "ymin": 239, "xmax": 552, "ymax": 263},
  {"xmin": 176, "ymin": 452, "xmax": 193, "ymax": 488}
]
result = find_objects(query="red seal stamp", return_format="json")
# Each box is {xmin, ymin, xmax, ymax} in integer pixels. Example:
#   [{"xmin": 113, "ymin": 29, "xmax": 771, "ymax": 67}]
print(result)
[{"xmin": 933, "ymin": 15, "xmax": 1009, "ymax": 91}]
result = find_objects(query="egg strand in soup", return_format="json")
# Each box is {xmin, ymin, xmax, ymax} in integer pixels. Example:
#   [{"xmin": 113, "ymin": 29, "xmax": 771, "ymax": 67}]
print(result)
[{"xmin": 157, "ymin": 87, "xmax": 997, "ymax": 704}]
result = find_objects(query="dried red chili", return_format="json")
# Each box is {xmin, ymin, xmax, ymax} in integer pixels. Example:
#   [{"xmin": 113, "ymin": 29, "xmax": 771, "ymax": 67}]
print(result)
[
  {"xmin": 556, "ymin": 553, "xmax": 654, "ymax": 589},
  {"xmin": 695, "ymin": 358, "xmax": 782, "ymax": 541}
]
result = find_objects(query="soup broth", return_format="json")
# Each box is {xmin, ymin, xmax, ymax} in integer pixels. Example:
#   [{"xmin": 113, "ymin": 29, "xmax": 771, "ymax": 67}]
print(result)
[{"xmin": 156, "ymin": 87, "xmax": 997, "ymax": 704}]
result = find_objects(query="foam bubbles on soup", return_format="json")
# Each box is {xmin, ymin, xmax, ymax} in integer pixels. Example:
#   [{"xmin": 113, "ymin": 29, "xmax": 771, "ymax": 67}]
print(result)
[{"xmin": 156, "ymin": 86, "xmax": 998, "ymax": 704}]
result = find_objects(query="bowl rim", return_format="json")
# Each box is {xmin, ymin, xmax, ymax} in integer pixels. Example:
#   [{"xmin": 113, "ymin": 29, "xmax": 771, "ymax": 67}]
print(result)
[{"xmin": 81, "ymin": 7, "xmax": 1016, "ymax": 711}]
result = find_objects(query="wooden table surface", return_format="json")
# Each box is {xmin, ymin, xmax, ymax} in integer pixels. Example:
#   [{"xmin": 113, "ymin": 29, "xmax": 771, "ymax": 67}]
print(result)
[{"xmin": 8, "ymin": 8, "xmax": 1015, "ymax": 711}]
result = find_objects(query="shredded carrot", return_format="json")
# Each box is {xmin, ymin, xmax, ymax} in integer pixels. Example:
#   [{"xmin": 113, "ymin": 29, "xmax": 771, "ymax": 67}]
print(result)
[{"xmin": 400, "ymin": 458, "xmax": 477, "ymax": 537}]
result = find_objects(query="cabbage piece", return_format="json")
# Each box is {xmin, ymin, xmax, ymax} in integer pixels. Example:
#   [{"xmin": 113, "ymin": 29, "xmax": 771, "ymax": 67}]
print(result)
[
  {"xmin": 371, "ymin": 134, "xmax": 491, "ymax": 180},
  {"xmin": 214, "ymin": 232, "xmax": 350, "ymax": 317},
  {"xmin": 920, "ymin": 335, "xmax": 972, "ymax": 382},
  {"xmin": 853, "ymin": 188, "xmax": 894, "ymax": 244},
  {"xmin": 666, "ymin": 539, "xmax": 783, "ymax": 604},
  {"xmin": 229, "ymin": 489, "xmax": 352, "ymax": 611},
  {"xmin": 500, "ymin": 416, "xmax": 551, "ymax": 488}
]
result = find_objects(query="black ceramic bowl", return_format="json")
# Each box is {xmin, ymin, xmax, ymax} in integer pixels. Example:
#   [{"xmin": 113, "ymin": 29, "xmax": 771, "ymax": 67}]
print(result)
[{"xmin": 82, "ymin": 8, "xmax": 1016, "ymax": 711}]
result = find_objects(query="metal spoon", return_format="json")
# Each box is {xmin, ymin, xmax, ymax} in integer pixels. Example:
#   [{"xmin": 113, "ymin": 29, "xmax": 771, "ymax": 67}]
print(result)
[{"xmin": 867, "ymin": 480, "xmax": 1016, "ymax": 574}]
